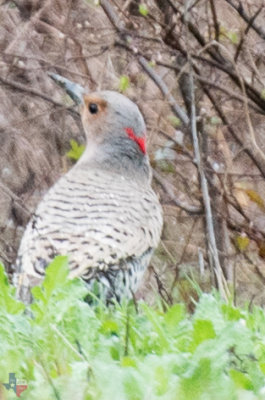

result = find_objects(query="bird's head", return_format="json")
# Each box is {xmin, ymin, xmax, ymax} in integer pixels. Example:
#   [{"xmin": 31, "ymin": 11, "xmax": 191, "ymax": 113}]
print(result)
[
  {"xmin": 49, "ymin": 73, "xmax": 147, "ymax": 159},
  {"xmin": 81, "ymin": 91, "xmax": 146, "ymax": 155}
]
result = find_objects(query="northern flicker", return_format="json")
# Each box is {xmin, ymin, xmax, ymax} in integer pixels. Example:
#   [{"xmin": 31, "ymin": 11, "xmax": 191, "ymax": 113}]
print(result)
[{"xmin": 14, "ymin": 74, "xmax": 163, "ymax": 302}]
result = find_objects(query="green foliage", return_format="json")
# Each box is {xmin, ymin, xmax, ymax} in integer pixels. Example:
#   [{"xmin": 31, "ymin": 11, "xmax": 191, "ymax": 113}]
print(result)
[
  {"xmin": 168, "ymin": 115, "xmax": 181, "ymax": 128},
  {"xmin": 226, "ymin": 31, "xmax": 239, "ymax": 45},
  {"xmin": 139, "ymin": 4, "xmax": 148, "ymax": 17},
  {"xmin": 118, "ymin": 75, "xmax": 130, "ymax": 93},
  {"xmin": 66, "ymin": 139, "xmax": 85, "ymax": 161},
  {"xmin": 234, "ymin": 235, "xmax": 250, "ymax": 252},
  {"xmin": 210, "ymin": 116, "xmax": 222, "ymax": 125},
  {"xmin": 0, "ymin": 264, "xmax": 25, "ymax": 314},
  {"xmin": 1, "ymin": 259, "xmax": 265, "ymax": 398},
  {"xmin": 261, "ymin": 89, "xmax": 265, "ymax": 100},
  {"xmin": 220, "ymin": 26, "xmax": 239, "ymax": 45},
  {"xmin": 245, "ymin": 189, "xmax": 265, "ymax": 211},
  {"xmin": 148, "ymin": 60, "xmax": 156, "ymax": 68}
]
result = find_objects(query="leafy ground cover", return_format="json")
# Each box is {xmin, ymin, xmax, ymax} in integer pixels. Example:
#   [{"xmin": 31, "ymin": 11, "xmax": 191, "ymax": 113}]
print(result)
[{"xmin": 1, "ymin": 257, "xmax": 265, "ymax": 399}]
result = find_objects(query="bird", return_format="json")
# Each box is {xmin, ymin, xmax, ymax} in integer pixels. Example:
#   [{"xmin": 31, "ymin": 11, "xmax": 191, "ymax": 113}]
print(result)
[{"xmin": 14, "ymin": 73, "xmax": 163, "ymax": 303}]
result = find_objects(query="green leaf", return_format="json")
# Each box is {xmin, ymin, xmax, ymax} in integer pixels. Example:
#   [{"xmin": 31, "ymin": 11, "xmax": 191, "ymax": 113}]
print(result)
[
  {"xmin": 118, "ymin": 75, "xmax": 130, "ymax": 93},
  {"xmin": 221, "ymin": 304, "xmax": 242, "ymax": 321},
  {"xmin": 123, "ymin": 373, "xmax": 143, "ymax": 400},
  {"xmin": 156, "ymin": 160, "xmax": 176, "ymax": 173},
  {"xmin": 190, "ymin": 319, "xmax": 216, "ymax": 351},
  {"xmin": 31, "ymin": 285, "xmax": 46, "ymax": 302},
  {"xmin": 148, "ymin": 60, "xmax": 156, "ymax": 68},
  {"xmin": 139, "ymin": 4, "xmax": 148, "ymax": 16},
  {"xmin": 141, "ymin": 303, "xmax": 170, "ymax": 350},
  {"xmin": 210, "ymin": 116, "xmax": 222, "ymax": 125},
  {"xmin": 230, "ymin": 369, "xmax": 254, "ymax": 390},
  {"xmin": 164, "ymin": 303, "xmax": 186, "ymax": 330},
  {"xmin": 245, "ymin": 189, "xmax": 265, "ymax": 211},
  {"xmin": 179, "ymin": 358, "xmax": 212, "ymax": 399},
  {"xmin": 100, "ymin": 320, "xmax": 119, "ymax": 335},
  {"xmin": 234, "ymin": 235, "xmax": 249, "ymax": 252},
  {"xmin": 0, "ymin": 264, "xmax": 25, "ymax": 314},
  {"xmin": 259, "ymin": 362, "xmax": 265, "ymax": 374},
  {"xmin": 155, "ymin": 365, "xmax": 169, "ymax": 395},
  {"xmin": 43, "ymin": 256, "xmax": 69, "ymax": 297},
  {"xmin": 219, "ymin": 26, "xmax": 239, "ymax": 45},
  {"xmin": 66, "ymin": 139, "xmax": 85, "ymax": 161},
  {"xmin": 121, "ymin": 357, "xmax": 137, "ymax": 368},
  {"xmin": 110, "ymin": 345, "xmax": 120, "ymax": 360},
  {"xmin": 31, "ymin": 256, "xmax": 69, "ymax": 307},
  {"xmin": 227, "ymin": 31, "xmax": 239, "ymax": 44},
  {"xmin": 168, "ymin": 115, "xmax": 181, "ymax": 127},
  {"xmin": 261, "ymin": 89, "xmax": 265, "ymax": 100}
]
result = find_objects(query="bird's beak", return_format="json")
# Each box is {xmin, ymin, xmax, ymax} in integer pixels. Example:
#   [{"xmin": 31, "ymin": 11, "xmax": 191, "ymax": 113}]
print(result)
[{"xmin": 48, "ymin": 72, "xmax": 85, "ymax": 105}]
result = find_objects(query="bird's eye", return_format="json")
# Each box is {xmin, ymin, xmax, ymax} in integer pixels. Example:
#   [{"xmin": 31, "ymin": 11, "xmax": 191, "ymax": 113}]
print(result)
[{"xmin": 89, "ymin": 103, "xmax": 98, "ymax": 114}]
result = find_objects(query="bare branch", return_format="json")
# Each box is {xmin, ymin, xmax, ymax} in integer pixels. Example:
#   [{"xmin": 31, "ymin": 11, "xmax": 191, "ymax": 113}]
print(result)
[
  {"xmin": 223, "ymin": 0, "xmax": 265, "ymax": 40},
  {"xmin": 100, "ymin": 0, "xmax": 125, "ymax": 31},
  {"xmin": 0, "ymin": 75, "xmax": 80, "ymax": 120},
  {"xmin": 204, "ymin": 86, "xmax": 265, "ymax": 179},
  {"xmin": 209, "ymin": 0, "xmax": 220, "ymax": 41},
  {"xmin": 101, "ymin": 2, "xmax": 189, "ymax": 126},
  {"xmin": 234, "ymin": 5, "xmax": 263, "ymax": 62},
  {"xmin": 153, "ymin": 170, "xmax": 202, "ymax": 215},
  {"xmin": 138, "ymin": 57, "xmax": 189, "ymax": 126},
  {"xmin": 188, "ymin": 61, "xmax": 229, "ymax": 299},
  {"xmin": 0, "ymin": 181, "xmax": 31, "ymax": 218}
]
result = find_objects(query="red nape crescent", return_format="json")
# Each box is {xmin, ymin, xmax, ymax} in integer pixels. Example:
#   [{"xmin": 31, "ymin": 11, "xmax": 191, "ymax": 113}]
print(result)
[{"xmin": 125, "ymin": 127, "xmax": 146, "ymax": 154}]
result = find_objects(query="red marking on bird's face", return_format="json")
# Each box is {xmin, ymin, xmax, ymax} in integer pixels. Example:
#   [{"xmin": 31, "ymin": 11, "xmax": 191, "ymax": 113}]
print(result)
[{"xmin": 125, "ymin": 127, "xmax": 146, "ymax": 154}]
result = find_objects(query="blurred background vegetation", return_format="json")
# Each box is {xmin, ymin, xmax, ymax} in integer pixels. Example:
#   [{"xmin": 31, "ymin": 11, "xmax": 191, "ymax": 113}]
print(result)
[{"xmin": 1, "ymin": 0, "xmax": 265, "ymax": 306}]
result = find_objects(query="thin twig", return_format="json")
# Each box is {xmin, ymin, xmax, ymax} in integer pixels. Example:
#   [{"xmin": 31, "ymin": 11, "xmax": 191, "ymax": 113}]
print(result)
[
  {"xmin": 234, "ymin": 5, "xmax": 263, "ymax": 62},
  {"xmin": 124, "ymin": 306, "xmax": 130, "ymax": 356},
  {"xmin": 223, "ymin": 0, "xmax": 265, "ymax": 40},
  {"xmin": 171, "ymin": 218, "xmax": 198, "ymax": 291},
  {"xmin": 153, "ymin": 170, "xmax": 202, "ymax": 215},
  {"xmin": 203, "ymin": 38, "xmax": 265, "ymax": 173},
  {"xmin": 0, "ymin": 181, "xmax": 31, "ymax": 218},
  {"xmin": 209, "ymin": 0, "xmax": 220, "ymax": 41},
  {"xmin": 100, "ymin": 2, "xmax": 189, "ymax": 126},
  {"xmin": 203, "ymin": 84, "xmax": 265, "ymax": 179},
  {"xmin": 138, "ymin": 57, "xmax": 189, "ymax": 126},
  {"xmin": 157, "ymin": 13, "xmax": 265, "ymax": 113},
  {"xmin": 51, "ymin": 324, "xmax": 89, "ymax": 362},
  {"xmin": 150, "ymin": 265, "xmax": 173, "ymax": 305},
  {"xmin": 156, "ymin": 59, "xmax": 260, "ymax": 113},
  {"xmin": 0, "ymin": 75, "xmax": 79, "ymax": 118},
  {"xmin": 192, "ymin": 53, "xmax": 265, "ymax": 112},
  {"xmin": 100, "ymin": 0, "xmax": 125, "ymax": 31},
  {"xmin": 37, "ymin": 359, "xmax": 61, "ymax": 400},
  {"xmin": 188, "ymin": 59, "xmax": 229, "ymax": 300},
  {"xmin": 177, "ymin": 2, "xmax": 226, "ymax": 65},
  {"xmin": 115, "ymin": 41, "xmax": 260, "ymax": 113}
]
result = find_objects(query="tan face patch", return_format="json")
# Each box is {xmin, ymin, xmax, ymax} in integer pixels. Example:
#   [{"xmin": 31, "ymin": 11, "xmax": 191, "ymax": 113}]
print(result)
[
  {"xmin": 81, "ymin": 95, "xmax": 108, "ymax": 140},
  {"xmin": 83, "ymin": 95, "xmax": 107, "ymax": 115}
]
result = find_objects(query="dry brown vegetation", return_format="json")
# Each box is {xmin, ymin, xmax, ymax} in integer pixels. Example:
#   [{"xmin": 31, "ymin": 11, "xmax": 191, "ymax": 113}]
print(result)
[{"xmin": 1, "ymin": 0, "xmax": 265, "ymax": 306}]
